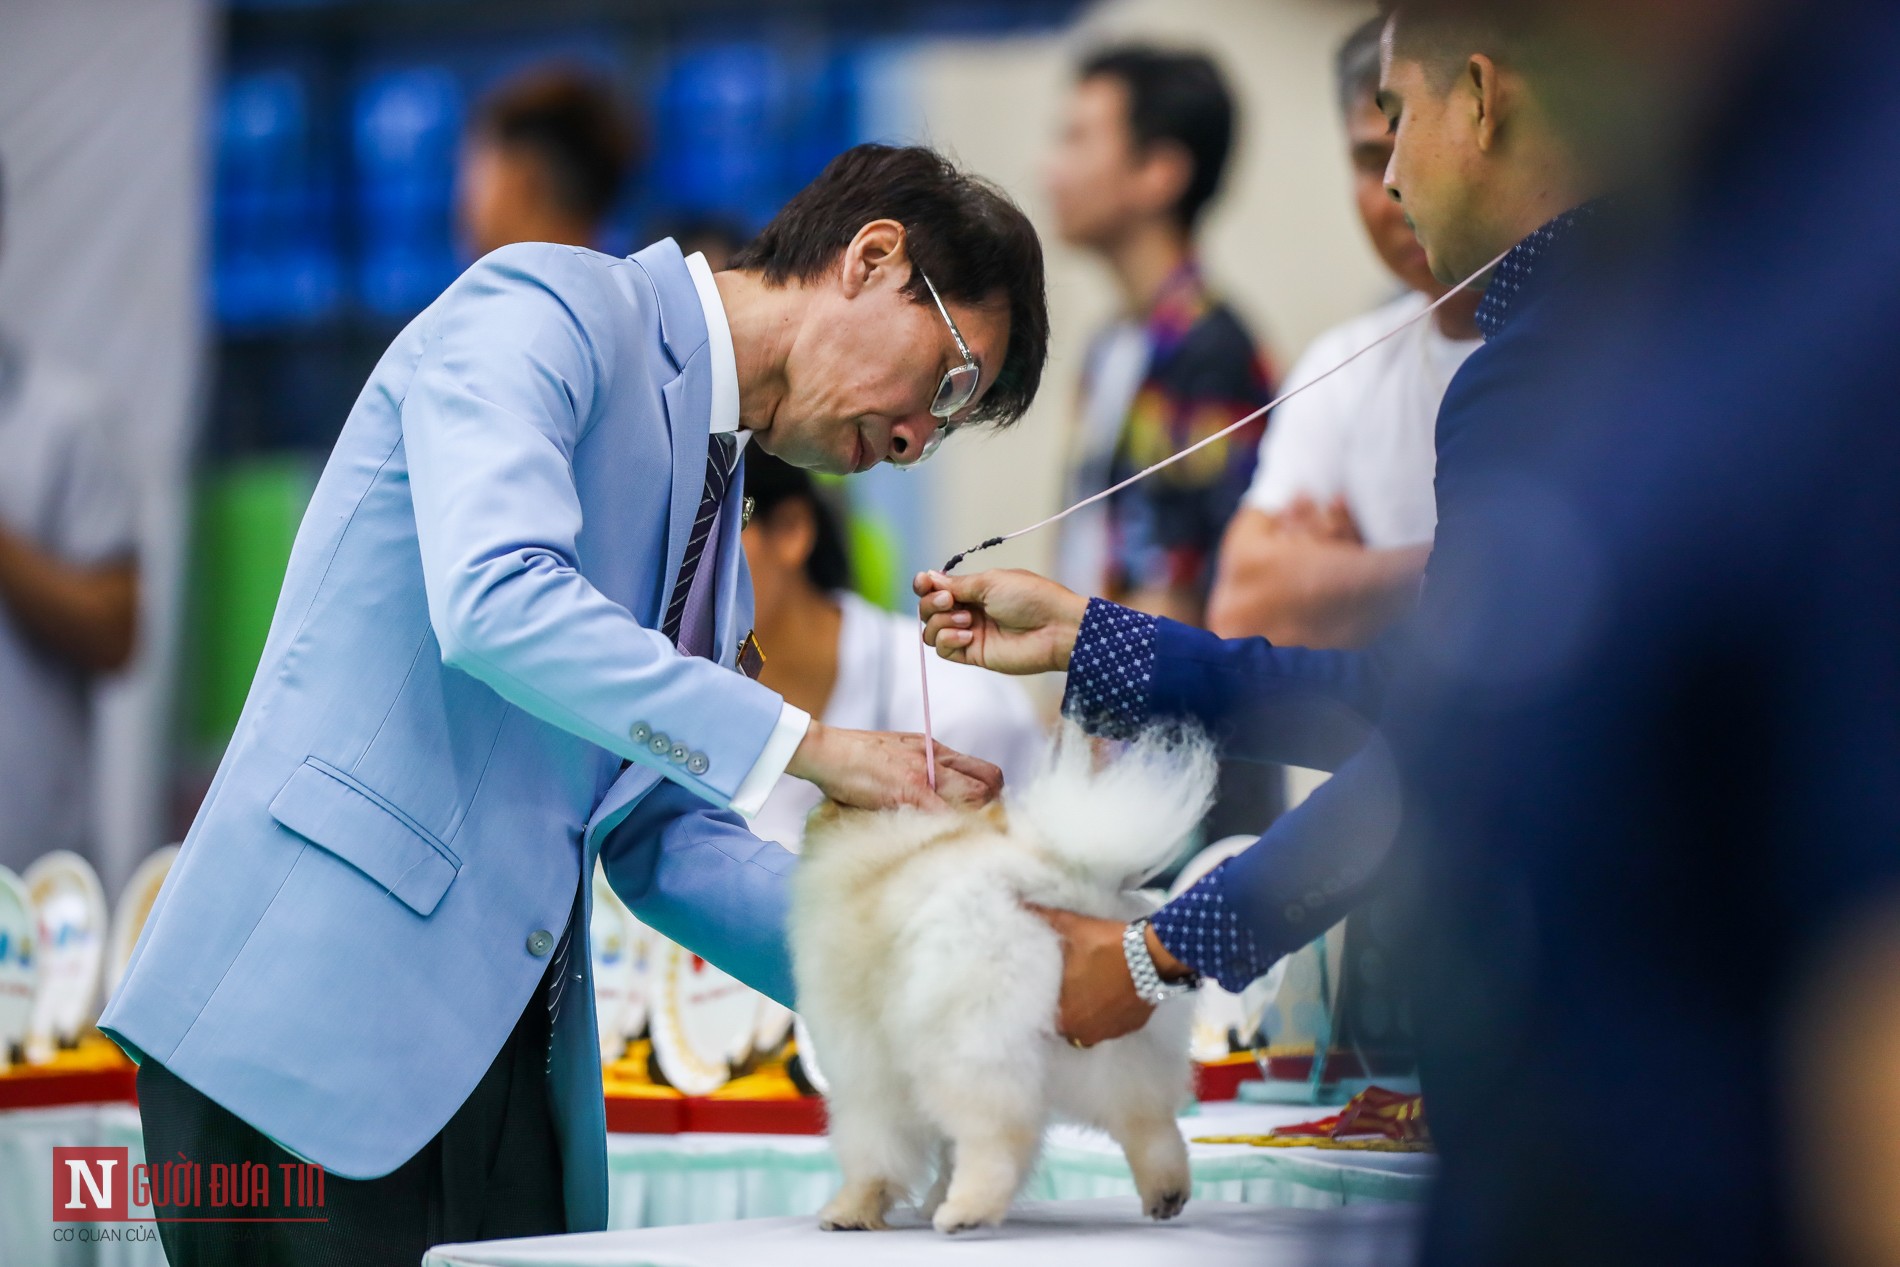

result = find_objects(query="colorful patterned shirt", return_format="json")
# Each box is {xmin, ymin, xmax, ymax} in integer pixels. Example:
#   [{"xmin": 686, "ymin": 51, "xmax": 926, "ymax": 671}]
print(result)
[{"xmin": 1085, "ymin": 262, "xmax": 1274, "ymax": 614}]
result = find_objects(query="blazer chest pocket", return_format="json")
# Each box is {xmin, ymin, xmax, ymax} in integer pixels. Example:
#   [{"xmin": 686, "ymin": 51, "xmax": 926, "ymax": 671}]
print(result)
[{"xmin": 268, "ymin": 758, "xmax": 461, "ymax": 917}]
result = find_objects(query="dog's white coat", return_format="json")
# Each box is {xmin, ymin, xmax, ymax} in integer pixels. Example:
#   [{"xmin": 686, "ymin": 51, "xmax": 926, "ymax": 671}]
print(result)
[{"xmin": 791, "ymin": 724, "xmax": 1217, "ymax": 1234}]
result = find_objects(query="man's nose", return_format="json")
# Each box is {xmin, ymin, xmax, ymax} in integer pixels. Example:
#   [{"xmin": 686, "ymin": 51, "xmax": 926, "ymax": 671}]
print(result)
[{"xmin": 888, "ymin": 414, "xmax": 935, "ymax": 466}]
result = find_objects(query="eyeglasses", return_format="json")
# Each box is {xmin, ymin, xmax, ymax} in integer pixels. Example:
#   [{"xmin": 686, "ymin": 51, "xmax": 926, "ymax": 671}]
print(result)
[{"xmin": 918, "ymin": 270, "xmax": 982, "ymax": 461}]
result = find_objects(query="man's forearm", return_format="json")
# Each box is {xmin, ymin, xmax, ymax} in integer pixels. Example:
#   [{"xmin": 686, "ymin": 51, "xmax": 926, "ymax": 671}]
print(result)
[
  {"xmin": 1209, "ymin": 524, "xmax": 1429, "ymax": 649},
  {"xmin": 0, "ymin": 526, "xmax": 137, "ymax": 671},
  {"xmin": 1151, "ymin": 734, "xmax": 1403, "ymax": 992},
  {"xmin": 1061, "ymin": 598, "xmax": 1385, "ymax": 770}
]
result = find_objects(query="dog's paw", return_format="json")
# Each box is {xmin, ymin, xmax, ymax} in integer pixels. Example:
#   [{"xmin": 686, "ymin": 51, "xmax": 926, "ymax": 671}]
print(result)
[
  {"xmin": 1144, "ymin": 1188, "xmax": 1189, "ymax": 1221},
  {"xmin": 932, "ymin": 1200, "xmax": 1007, "ymax": 1235},
  {"xmin": 819, "ymin": 1188, "xmax": 891, "ymax": 1231}
]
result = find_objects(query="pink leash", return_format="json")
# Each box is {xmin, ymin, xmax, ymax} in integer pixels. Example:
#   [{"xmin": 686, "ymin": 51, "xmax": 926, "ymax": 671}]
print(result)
[{"xmin": 916, "ymin": 246, "xmax": 1513, "ymax": 791}]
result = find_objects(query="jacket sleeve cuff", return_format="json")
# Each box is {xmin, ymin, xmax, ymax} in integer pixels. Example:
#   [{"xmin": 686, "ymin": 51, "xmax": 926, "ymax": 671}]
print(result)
[
  {"xmin": 1150, "ymin": 859, "xmax": 1274, "ymax": 994},
  {"xmin": 727, "ymin": 702, "xmax": 811, "ymax": 819},
  {"xmin": 1060, "ymin": 599, "xmax": 1158, "ymax": 740}
]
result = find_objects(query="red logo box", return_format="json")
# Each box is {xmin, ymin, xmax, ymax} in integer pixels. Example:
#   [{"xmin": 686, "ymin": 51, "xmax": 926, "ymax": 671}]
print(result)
[{"xmin": 52, "ymin": 1147, "xmax": 130, "ymax": 1221}]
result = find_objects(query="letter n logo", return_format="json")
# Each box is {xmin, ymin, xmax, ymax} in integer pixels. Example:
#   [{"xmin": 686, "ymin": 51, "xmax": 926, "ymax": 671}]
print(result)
[{"xmin": 52, "ymin": 1147, "xmax": 128, "ymax": 1221}]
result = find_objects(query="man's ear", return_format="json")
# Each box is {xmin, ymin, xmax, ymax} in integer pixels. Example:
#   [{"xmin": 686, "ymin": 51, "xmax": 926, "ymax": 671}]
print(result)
[
  {"xmin": 839, "ymin": 218, "xmax": 910, "ymax": 299},
  {"xmin": 1133, "ymin": 140, "xmax": 1194, "ymax": 223},
  {"xmin": 1467, "ymin": 53, "xmax": 1505, "ymax": 152}
]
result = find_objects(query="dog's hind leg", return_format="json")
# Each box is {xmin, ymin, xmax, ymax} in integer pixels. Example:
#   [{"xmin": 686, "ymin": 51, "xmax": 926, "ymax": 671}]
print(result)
[
  {"xmin": 930, "ymin": 1118, "xmax": 1041, "ymax": 1234},
  {"xmin": 820, "ymin": 1092, "xmax": 932, "ymax": 1231},
  {"xmin": 1105, "ymin": 1103, "xmax": 1191, "ymax": 1221},
  {"xmin": 922, "ymin": 1076, "xmax": 1045, "ymax": 1235},
  {"xmin": 917, "ymin": 1139, "xmax": 954, "ymax": 1220}
]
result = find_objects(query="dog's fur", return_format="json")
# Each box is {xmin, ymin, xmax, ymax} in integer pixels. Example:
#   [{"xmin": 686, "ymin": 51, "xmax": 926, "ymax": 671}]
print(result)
[{"xmin": 790, "ymin": 723, "xmax": 1217, "ymax": 1234}]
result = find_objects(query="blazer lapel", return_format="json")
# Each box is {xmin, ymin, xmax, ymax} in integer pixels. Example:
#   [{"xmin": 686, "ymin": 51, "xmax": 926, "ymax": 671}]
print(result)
[
  {"xmin": 658, "ymin": 365, "xmax": 711, "ymax": 621},
  {"xmin": 632, "ymin": 238, "xmax": 714, "ymax": 630}
]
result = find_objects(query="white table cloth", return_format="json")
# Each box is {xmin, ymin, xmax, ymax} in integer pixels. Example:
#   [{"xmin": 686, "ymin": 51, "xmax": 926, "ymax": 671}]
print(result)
[
  {"xmin": 2, "ymin": 1100, "xmax": 1431, "ymax": 1266},
  {"xmin": 425, "ymin": 1198, "xmax": 1422, "ymax": 1267}
]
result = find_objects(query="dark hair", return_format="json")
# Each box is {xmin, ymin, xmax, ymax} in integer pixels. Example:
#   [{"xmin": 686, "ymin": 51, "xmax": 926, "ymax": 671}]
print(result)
[
  {"xmin": 472, "ymin": 66, "xmax": 639, "ymax": 224},
  {"xmin": 1079, "ymin": 45, "xmax": 1236, "ymax": 232},
  {"xmin": 1378, "ymin": 2, "xmax": 1539, "ymax": 92},
  {"xmin": 743, "ymin": 451, "xmax": 853, "ymax": 592},
  {"xmin": 1335, "ymin": 18, "xmax": 1388, "ymax": 117},
  {"xmin": 730, "ymin": 144, "xmax": 1048, "ymax": 429}
]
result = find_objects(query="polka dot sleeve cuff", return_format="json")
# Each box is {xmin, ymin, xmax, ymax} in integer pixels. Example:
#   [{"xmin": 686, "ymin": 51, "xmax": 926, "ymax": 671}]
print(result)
[
  {"xmin": 1150, "ymin": 860, "xmax": 1272, "ymax": 995},
  {"xmin": 1060, "ymin": 599, "xmax": 1158, "ymax": 740}
]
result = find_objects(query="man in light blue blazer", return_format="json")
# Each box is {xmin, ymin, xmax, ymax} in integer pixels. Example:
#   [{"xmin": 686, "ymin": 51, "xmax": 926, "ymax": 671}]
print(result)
[{"xmin": 101, "ymin": 144, "xmax": 1049, "ymax": 1264}]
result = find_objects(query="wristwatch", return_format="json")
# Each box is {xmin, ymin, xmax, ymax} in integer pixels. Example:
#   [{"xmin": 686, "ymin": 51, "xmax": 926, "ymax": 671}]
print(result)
[{"xmin": 1123, "ymin": 917, "xmax": 1198, "ymax": 1005}]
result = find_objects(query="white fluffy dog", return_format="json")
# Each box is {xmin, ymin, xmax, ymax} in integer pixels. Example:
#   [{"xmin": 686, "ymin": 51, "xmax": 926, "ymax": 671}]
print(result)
[{"xmin": 790, "ymin": 723, "xmax": 1217, "ymax": 1234}]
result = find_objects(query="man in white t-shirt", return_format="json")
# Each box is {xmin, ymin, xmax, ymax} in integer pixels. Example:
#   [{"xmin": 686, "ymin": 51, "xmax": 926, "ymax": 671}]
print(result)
[{"xmin": 1206, "ymin": 18, "xmax": 1482, "ymax": 648}]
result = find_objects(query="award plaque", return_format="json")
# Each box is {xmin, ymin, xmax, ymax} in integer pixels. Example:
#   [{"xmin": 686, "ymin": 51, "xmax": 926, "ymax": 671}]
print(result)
[
  {"xmin": 789, "ymin": 1015, "xmax": 829, "ymax": 1095},
  {"xmin": 0, "ymin": 867, "xmax": 38, "ymax": 1069},
  {"xmin": 590, "ymin": 862, "xmax": 642, "ymax": 1063},
  {"xmin": 106, "ymin": 845, "xmax": 177, "ymax": 998},
  {"xmin": 753, "ymin": 996, "xmax": 795, "ymax": 1059},
  {"xmin": 23, "ymin": 851, "xmax": 108, "ymax": 1060},
  {"xmin": 648, "ymin": 940, "xmax": 758, "ymax": 1096}
]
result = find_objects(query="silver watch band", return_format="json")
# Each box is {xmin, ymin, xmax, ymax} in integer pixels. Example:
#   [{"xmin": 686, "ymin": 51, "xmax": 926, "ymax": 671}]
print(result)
[{"xmin": 1124, "ymin": 917, "xmax": 1197, "ymax": 1005}]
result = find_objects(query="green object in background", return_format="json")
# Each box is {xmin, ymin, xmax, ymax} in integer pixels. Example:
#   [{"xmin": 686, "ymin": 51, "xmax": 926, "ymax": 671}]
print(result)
[
  {"xmin": 185, "ymin": 458, "xmax": 318, "ymax": 751},
  {"xmin": 847, "ymin": 512, "xmax": 904, "ymax": 612}
]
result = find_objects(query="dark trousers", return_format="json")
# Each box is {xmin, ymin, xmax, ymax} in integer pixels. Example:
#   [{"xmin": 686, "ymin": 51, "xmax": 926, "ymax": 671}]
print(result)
[{"xmin": 136, "ymin": 963, "xmax": 567, "ymax": 1266}]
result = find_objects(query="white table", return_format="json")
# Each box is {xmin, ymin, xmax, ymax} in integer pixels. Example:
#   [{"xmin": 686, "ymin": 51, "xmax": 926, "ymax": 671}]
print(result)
[
  {"xmin": 2, "ymin": 1101, "xmax": 1431, "ymax": 1266},
  {"xmin": 425, "ymin": 1198, "xmax": 1422, "ymax": 1267}
]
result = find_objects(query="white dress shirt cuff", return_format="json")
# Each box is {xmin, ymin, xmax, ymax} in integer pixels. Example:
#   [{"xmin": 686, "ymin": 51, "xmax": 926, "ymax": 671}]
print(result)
[{"xmin": 729, "ymin": 702, "xmax": 812, "ymax": 819}]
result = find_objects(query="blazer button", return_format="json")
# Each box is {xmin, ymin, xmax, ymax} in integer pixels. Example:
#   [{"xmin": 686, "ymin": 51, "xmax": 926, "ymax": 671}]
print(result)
[
  {"xmin": 648, "ymin": 732, "xmax": 670, "ymax": 756},
  {"xmin": 632, "ymin": 722, "xmax": 651, "ymax": 744},
  {"xmin": 669, "ymin": 742, "xmax": 689, "ymax": 764},
  {"xmin": 686, "ymin": 753, "xmax": 709, "ymax": 775},
  {"xmin": 527, "ymin": 929, "xmax": 555, "ymax": 957}
]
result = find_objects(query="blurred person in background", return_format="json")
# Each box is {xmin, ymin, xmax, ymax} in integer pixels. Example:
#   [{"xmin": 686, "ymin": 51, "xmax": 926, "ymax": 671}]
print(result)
[
  {"xmin": 741, "ymin": 450, "xmax": 1043, "ymax": 852},
  {"xmin": 0, "ymin": 154, "xmax": 139, "ymax": 878},
  {"xmin": 1045, "ymin": 44, "xmax": 1273, "ymax": 628},
  {"xmin": 1206, "ymin": 16, "xmax": 1482, "ymax": 649},
  {"xmin": 457, "ymin": 65, "xmax": 638, "ymax": 258},
  {"xmin": 104, "ymin": 143, "xmax": 1045, "ymax": 1265},
  {"xmin": 651, "ymin": 213, "xmax": 751, "ymax": 272}
]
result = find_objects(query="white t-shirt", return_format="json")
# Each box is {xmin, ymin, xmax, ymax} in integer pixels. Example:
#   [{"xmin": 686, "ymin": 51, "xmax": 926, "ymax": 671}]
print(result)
[
  {"xmin": 751, "ymin": 592, "xmax": 1046, "ymax": 852},
  {"xmin": 0, "ymin": 338, "xmax": 136, "ymax": 875},
  {"xmin": 1243, "ymin": 292, "xmax": 1480, "ymax": 549}
]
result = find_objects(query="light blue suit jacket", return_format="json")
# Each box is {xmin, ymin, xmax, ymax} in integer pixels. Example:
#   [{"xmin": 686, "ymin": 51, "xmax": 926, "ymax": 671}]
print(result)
[{"xmin": 99, "ymin": 239, "xmax": 798, "ymax": 1232}]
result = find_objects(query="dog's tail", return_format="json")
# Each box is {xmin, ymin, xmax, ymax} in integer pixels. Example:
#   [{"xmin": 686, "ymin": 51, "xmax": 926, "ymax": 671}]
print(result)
[{"xmin": 1012, "ymin": 720, "xmax": 1220, "ymax": 889}]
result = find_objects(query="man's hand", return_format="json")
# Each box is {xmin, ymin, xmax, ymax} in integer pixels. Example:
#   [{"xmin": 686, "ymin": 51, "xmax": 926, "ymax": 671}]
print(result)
[
  {"xmin": 1029, "ymin": 906, "xmax": 1192, "ymax": 1048},
  {"xmin": 1280, "ymin": 494, "xmax": 1363, "ymax": 545},
  {"xmin": 786, "ymin": 721, "xmax": 1003, "ymax": 811},
  {"xmin": 913, "ymin": 568, "xmax": 1089, "ymax": 675},
  {"xmin": 0, "ymin": 525, "xmax": 138, "ymax": 672}
]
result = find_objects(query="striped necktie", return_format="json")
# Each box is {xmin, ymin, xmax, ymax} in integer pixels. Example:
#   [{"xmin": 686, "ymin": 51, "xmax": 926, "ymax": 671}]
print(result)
[{"xmin": 662, "ymin": 432, "xmax": 739, "ymax": 645}]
